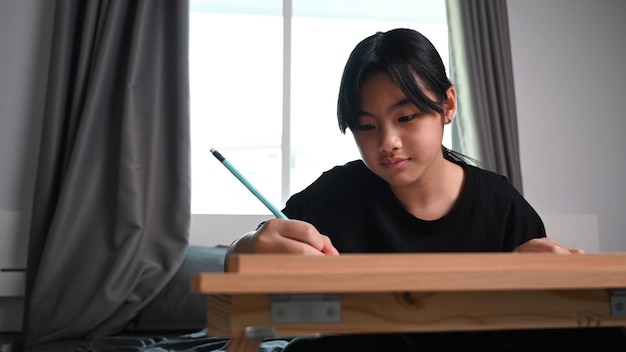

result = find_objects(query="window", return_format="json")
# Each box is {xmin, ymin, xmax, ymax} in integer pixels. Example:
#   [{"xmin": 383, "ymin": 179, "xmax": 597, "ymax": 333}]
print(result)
[{"xmin": 189, "ymin": 0, "xmax": 450, "ymax": 216}]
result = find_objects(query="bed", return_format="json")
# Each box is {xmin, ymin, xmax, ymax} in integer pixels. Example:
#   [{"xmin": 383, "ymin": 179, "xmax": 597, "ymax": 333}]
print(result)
[{"xmin": 29, "ymin": 245, "xmax": 292, "ymax": 352}]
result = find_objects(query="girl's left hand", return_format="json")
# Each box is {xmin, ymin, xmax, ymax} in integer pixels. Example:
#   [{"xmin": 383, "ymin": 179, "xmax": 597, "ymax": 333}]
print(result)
[{"xmin": 513, "ymin": 237, "xmax": 585, "ymax": 254}]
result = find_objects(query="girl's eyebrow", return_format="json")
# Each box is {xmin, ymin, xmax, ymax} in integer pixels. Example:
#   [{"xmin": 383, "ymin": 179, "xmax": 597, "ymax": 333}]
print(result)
[{"xmin": 387, "ymin": 98, "xmax": 413, "ymax": 114}]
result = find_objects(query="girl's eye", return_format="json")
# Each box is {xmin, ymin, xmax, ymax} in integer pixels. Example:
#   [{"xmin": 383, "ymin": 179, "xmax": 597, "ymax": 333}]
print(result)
[
  {"xmin": 357, "ymin": 123, "xmax": 375, "ymax": 131},
  {"xmin": 398, "ymin": 114, "xmax": 416, "ymax": 122}
]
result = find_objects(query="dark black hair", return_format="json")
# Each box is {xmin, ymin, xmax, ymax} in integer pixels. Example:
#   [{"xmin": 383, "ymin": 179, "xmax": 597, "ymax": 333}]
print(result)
[{"xmin": 336, "ymin": 28, "xmax": 476, "ymax": 165}]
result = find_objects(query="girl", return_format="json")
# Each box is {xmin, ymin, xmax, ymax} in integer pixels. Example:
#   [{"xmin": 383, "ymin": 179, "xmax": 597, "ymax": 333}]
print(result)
[
  {"xmin": 225, "ymin": 28, "xmax": 625, "ymax": 351},
  {"xmin": 226, "ymin": 28, "xmax": 577, "ymax": 258}
]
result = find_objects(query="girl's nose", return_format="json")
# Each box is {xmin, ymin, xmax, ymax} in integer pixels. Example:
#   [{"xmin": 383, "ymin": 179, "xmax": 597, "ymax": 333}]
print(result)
[{"xmin": 378, "ymin": 127, "xmax": 402, "ymax": 153}]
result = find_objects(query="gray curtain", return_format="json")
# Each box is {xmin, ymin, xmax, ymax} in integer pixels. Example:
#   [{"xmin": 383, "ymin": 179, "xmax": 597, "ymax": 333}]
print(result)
[
  {"xmin": 22, "ymin": 0, "xmax": 190, "ymax": 349},
  {"xmin": 446, "ymin": 0, "xmax": 523, "ymax": 193}
]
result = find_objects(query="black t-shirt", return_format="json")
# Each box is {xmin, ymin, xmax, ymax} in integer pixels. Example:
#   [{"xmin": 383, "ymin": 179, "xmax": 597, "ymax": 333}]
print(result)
[
  {"xmin": 279, "ymin": 158, "xmax": 626, "ymax": 351},
  {"xmin": 282, "ymin": 158, "xmax": 545, "ymax": 253}
]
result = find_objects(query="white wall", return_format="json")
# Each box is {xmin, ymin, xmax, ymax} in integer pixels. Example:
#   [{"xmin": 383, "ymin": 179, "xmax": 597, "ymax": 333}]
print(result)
[
  {"xmin": 508, "ymin": 0, "xmax": 626, "ymax": 252},
  {"xmin": 0, "ymin": 0, "xmax": 54, "ymax": 332},
  {"xmin": 0, "ymin": 0, "xmax": 50, "ymax": 220}
]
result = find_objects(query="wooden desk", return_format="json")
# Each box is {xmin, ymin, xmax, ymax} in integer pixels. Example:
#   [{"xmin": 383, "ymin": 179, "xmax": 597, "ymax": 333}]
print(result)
[{"xmin": 191, "ymin": 253, "xmax": 626, "ymax": 352}]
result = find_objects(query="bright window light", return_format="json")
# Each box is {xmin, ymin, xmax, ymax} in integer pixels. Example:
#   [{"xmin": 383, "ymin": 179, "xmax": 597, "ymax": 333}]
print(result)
[{"xmin": 189, "ymin": 0, "xmax": 450, "ymax": 215}]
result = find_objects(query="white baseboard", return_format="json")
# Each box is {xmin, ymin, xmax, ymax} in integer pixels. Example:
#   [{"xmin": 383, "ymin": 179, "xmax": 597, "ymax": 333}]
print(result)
[{"xmin": 0, "ymin": 298, "xmax": 23, "ymax": 332}]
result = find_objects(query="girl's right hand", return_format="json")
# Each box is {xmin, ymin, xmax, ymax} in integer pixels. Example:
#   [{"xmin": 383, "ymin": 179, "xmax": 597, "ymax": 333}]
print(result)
[{"xmin": 251, "ymin": 218, "xmax": 340, "ymax": 255}]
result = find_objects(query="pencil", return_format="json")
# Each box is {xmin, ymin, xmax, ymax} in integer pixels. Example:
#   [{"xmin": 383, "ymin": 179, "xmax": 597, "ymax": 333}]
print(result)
[{"xmin": 210, "ymin": 148, "xmax": 288, "ymax": 219}]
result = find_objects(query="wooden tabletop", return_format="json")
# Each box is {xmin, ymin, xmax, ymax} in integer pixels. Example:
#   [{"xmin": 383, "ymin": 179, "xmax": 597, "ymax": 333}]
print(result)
[{"xmin": 191, "ymin": 252, "xmax": 626, "ymax": 294}]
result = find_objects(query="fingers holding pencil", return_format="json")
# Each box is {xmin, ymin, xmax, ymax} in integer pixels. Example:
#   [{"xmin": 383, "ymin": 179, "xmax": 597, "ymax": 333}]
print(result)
[{"xmin": 254, "ymin": 219, "xmax": 339, "ymax": 255}]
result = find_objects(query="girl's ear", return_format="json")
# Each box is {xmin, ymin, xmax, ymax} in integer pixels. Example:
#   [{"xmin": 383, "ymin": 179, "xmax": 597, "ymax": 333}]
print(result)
[{"xmin": 443, "ymin": 86, "xmax": 457, "ymax": 124}]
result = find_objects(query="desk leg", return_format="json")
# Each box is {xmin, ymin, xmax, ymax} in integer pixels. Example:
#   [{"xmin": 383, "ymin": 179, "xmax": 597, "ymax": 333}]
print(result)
[{"xmin": 226, "ymin": 337, "xmax": 262, "ymax": 352}]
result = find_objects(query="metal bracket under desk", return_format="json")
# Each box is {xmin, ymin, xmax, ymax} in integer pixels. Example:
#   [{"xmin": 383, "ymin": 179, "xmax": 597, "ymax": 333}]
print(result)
[
  {"xmin": 245, "ymin": 293, "xmax": 342, "ymax": 339},
  {"xmin": 610, "ymin": 289, "xmax": 626, "ymax": 316},
  {"xmin": 270, "ymin": 293, "xmax": 342, "ymax": 324}
]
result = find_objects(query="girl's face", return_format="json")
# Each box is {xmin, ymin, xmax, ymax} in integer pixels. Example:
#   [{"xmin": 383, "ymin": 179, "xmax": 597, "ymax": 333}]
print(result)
[{"xmin": 352, "ymin": 72, "xmax": 456, "ymax": 188}]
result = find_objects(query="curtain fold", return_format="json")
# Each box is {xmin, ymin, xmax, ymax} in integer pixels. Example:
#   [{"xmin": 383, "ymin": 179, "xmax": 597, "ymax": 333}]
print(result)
[
  {"xmin": 22, "ymin": 0, "xmax": 190, "ymax": 349},
  {"xmin": 446, "ymin": 0, "xmax": 523, "ymax": 193}
]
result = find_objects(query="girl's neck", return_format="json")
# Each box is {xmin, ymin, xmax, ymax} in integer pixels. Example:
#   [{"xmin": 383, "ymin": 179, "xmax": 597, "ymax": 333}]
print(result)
[{"xmin": 390, "ymin": 159, "xmax": 465, "ymax": 221}]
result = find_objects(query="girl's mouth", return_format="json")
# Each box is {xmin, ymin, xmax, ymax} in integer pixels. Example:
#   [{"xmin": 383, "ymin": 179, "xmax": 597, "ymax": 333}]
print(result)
[{"xmin": 381, "ymin": 158, "xmax": 408, "ymax": 169}]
